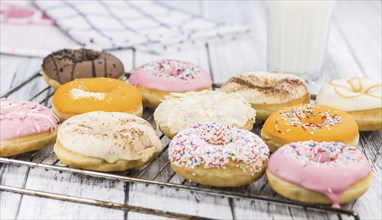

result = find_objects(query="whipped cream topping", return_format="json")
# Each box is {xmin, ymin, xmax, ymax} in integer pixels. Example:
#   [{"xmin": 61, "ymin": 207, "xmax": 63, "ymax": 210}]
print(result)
[
  {"xmin": 154, "ymin": 90, "xmax": 256, "ymax": 134},
  {"xmin": 57, "ymin": 112, "xmax": 162, "ymax": 163},
  {"xmin": 221, "ymin": 71, "xmax": 309, "ymax": 104},
  {"xmin": 316, "ymin": 77, "xmax": 382, "ymax": 111}
]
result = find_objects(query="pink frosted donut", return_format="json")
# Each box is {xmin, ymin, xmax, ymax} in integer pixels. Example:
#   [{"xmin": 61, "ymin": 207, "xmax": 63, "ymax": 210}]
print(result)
[
  {"xmin": 267, "ymin": 141, "xmax": 371, "ymax": 207},
  {"xmin": 129, "ymin": 59, "xmax": 212, "ymax": 107},
  {"xmin": 0, "ymin": 99, "xmax": 59, "ymax": 156}
]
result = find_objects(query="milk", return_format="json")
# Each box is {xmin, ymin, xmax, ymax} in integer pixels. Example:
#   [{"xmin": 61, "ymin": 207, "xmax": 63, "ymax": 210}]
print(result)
[{"xmin": 267, "ymin": 1, "xmax": 335, "ymax": 79}]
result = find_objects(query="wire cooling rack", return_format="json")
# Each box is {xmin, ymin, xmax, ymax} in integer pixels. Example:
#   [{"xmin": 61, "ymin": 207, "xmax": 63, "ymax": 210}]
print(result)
[{"xmin": 0, "ymin": 72, "xmax": 365, "ymax": 220}]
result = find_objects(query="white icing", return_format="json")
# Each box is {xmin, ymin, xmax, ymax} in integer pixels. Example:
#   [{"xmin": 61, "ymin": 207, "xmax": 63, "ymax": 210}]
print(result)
[
  {"xmin": 70, "ymin": 88, "xmax": 105, "ymax": 100},
  {"xmin": 316, "ymin": 78, "xmax": 382, "ymax": 111},
  {"xmin": 220, "ymin": 71, "xmax": 309, "ymax": 104},
  {"xmin": 57, "ymin": 112, "xmax": 162, "ymax": 163},
  {"xmin": 154, "ymin": 90, "xmax": 256, "ymax": 135}
]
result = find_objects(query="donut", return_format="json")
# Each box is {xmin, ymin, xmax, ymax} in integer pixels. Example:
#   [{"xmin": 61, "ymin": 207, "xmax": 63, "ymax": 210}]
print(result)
[
  {"xmin": 52, "ymin": 77, "xmax": 142, "ymax": 121},
  {"xmin": 221, "ymin": 71, "xmax": 310, "ymax": 121},
  {"xmin": 154, "ymin": 90, "xmax": 256, "ymax": 139},
  {"xmin": 261, "ymin": 104, "xmax": 359, "ymax": 152},
  {"xmin": 316, "ymin": 77, "xmax": 382, "ymax": 131},
  {"xmin": 129, "ymin": 59, "xmax": 212, "ymax": 108},
  {"xmin": 0, "ymin": 99, "xmax": 59, "ymax": 157},
  {"xmin": 41, "ymin": 49, "xmax": 125, "ymax": 88},
  {"xmin": 266, "ymin": 141, "xmax": 371, "ymax": 207},
  {"xmin": 54, "ymin": 111, "xmax": 162, "ymax": 172},
  {"xmin": 169, "ymin": 122, "xmax": 270, "ymax": 187}
]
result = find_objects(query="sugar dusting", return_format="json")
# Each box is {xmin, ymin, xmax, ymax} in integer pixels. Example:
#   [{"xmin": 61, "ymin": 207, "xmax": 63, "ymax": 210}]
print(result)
[{"xmin": 70, "ymin": 88, "xmax": 105, "ymax": 100}]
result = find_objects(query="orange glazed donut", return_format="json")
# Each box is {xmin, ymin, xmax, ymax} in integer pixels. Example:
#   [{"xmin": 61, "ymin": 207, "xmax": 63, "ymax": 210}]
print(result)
[
  {"xmin": 261, "ymin": 104, "xmax": 359, "ymax": 152},
  {"xmin": 52, "ymin": 78, "xmax": 142, "ymax": 121}
]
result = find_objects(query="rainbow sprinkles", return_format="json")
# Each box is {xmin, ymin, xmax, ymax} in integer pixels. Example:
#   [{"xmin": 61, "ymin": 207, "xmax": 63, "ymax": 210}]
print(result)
[
  {"xmin": 169, "ymin": 123, "xmax": 270, "ymax": 176},
  {"xmin": 143, "ymin": 59, "xmax": 200, "ymax": 81},
  {"xmin": 285, "ymin": 141, "xmax": 365, "ymax": 167},
  {"xmin": 275, "ymin": 104, "xmax": 343, "ymax": 134}
]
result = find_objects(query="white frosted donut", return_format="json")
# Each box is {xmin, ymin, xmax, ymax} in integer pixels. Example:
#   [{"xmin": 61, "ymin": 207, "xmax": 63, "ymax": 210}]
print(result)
[
  {"xmin": 169, "ymin": 122, "xmax": 270, "ymax": 187},
  {"xmin": 54, "ymin": 111, "xmax": 162, "ymax": 172},
  {"xmin": 316, "ymin": 77, "xmax": 382, "ymax": 131},
  {"xmin": 153, "ymin": 90, "xmax": 256, "ymax": 138}
]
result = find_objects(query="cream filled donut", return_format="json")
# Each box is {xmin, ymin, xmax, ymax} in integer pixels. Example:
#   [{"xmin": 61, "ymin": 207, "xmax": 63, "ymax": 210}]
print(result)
[
  {"xmin": 267, "ymin": 141, "xmax": 371, "ymax": 207},
  {"xmin": 154, "ymin": 90, "xmax": 256, "ymax": 139},
  {"xmin": 0, "ymin": 99, "xmax": 59, "ymax": 157},
  {"xmin": 316, "ymin": 77, "xmax": 382, "ymax": 131},
  {"xmin": 169, "ymin": 123, "xmax": 270, "ymax": 187},
  {"xmin": 54, "ymin": 111, "xmax": 162, "ymax": 172},
  {"xmin": 129, "ymin": 59, "xmax": 212, "ymax": 107},
  {"xmin": 221, "ymin": 71, "xmax": 310, "ymax": 121}
]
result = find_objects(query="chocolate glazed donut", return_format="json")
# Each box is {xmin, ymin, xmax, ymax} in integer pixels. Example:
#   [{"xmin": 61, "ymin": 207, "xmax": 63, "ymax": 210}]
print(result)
[{"xmin": 41, "ymin": 49, "xmax": 124, "ymax": 88}]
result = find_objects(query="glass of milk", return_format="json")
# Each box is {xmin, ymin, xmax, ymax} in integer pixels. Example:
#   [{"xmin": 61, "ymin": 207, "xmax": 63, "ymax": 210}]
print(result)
[{"xmin": 267, "ymin": 1, "xmax": 335, "ymax": 82}]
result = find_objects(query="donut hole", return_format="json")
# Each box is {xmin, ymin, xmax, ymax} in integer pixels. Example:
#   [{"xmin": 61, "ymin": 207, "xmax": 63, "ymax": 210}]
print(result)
[
  {"xmin": 202, "ymin": 131, "xmax": 234, "ymax": 146},
  {"xmin": 197, "ymin": 125, "xmax": 238, "ymax": 146},
  {"xmin": 144, "ymin": 60, "xmax": 199, "ymax": 79},
  {"xmin": 78, "ymin": 80, "xmax": 118, "ymax": 94},
  {"xmin": 292, "ymin": 142, "xmax": 344, "ymax": 164},
  {"xmin": 261, "ymin": 78, "xmax": 278, "ymax": 87},
  {"xmin": 312, "ymin": 152, "xmax": 334, "ymax": 163},
  {"xmin": 299, "ymin": 117, "xmax": 319, "ymax": 124},
  {"xmin": 299, "ymin": 117, "xmax": 330, "ymax": 128},
  {"xmin": 168, "ymin": 68, "xmax": 182, "ymax": 76},
  {"xmin": 53, "ymin": 49, "xmax": 101, "ymax": 63},
  {"xmin": 76, "ymin": 49, "xmax": 101, "ymax": 62},
  {"xmin": 70, "ymin": 88, "xmax": 106, "ymax": 100}
]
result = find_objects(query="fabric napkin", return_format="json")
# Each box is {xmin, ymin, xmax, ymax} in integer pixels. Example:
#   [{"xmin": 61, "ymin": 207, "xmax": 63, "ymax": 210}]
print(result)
[
  {"xmin": 34, "ymin": 0, "xmax": 250, "ymax": 53},
  {"xmin": 0, "ymin": 2, "xmax": 81, "ymax": 57}
]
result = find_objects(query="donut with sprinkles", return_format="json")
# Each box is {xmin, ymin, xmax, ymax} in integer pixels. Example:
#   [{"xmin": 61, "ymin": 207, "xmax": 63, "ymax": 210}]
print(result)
[
  {"xmin": 129, "ymin": 59, "xmax": 212, "ymax": 108},
  {"xmin": 169, "ymin": 122, "xmax": 270, "ymax": 187},
  {"xmin": 261, "ymin": 104, "xmax": 359, "ymax": 152}
]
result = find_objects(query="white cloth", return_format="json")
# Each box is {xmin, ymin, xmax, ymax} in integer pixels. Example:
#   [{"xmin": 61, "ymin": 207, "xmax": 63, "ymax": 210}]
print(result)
[
  {"xmin": 0, "ymin": 2, "xmax": 81, "ymax": 57},
  {"xmin": 34, "ymin": 0, "xmax": 250, "ymax": 52}
]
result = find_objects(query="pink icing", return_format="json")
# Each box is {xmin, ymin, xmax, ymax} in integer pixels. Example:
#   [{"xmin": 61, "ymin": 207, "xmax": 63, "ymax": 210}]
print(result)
[
  {"xmin": 129, "ymin": 59, "xmax": 212, "ymax": 92},
  {"xmin": 268, "ymin": 141, "xmax": 371, "ymax": 208},
  {"xmin": 0, "ymin": 99, "xmax": 59, "ymax": 140}
]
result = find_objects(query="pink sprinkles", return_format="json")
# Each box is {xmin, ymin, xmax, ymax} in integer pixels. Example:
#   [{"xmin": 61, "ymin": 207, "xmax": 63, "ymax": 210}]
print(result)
[
  {"xmin": 143, "ymin": 59, "xmax": 200, "ymax": 81},
  {"xmin": 169, "ymin": 123, "xmax": 270, "ymax": 175},
  {"xmin": 281, "ymin": 141, "xmax": 365, "ymax": 167},
  {"xmin": 276, "ymin": 104, "xmax": 342, "ymax": 134}
]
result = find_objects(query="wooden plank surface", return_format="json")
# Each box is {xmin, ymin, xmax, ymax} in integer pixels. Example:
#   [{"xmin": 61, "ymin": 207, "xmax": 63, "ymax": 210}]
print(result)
[{"xmin": 1, "ymin": 1, "xmax": 381, "ymax": 219}]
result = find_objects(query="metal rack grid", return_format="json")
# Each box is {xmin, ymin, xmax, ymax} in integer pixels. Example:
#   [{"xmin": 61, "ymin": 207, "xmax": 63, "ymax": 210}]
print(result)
[{"xmin": 0, "ymin": 72, "xmax": 363, "ymax": 220}]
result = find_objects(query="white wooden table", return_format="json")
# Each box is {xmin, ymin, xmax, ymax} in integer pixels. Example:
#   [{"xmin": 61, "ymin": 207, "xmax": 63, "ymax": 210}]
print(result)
[{"xmin": 1, "ymin": 1, "xmax": 381, "ymax": 219}]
